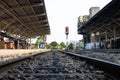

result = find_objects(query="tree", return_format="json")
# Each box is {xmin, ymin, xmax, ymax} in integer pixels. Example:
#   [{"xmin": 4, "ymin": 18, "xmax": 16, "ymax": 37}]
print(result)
[
  {"xmin": 46, "ymin": 43, "xmax": 52, "ymax": 49},
  {"xmin": 56, "ymin": 44, "xmax": 62, "ymax": 49},
  {"xmin": 60, "ymin": 42, "xmax": 66, "ymax": 48},
  {"xmin": 35, "ymin": 35, "xmax": 46, "ymax": 48},
  {"xmin": 79, "ymin": 41, "xmax": 84, "ymax": 48},
  {"xmin": 35, "ymin": 37, "xmax": 41, "ymax": 48},
  {"xmin": 68, "ymin": 43, "xmax": 74, "ymax": 50},
  {"xmin": 50, "ymin": 41, "xmax": 58, "ymax": 49}
]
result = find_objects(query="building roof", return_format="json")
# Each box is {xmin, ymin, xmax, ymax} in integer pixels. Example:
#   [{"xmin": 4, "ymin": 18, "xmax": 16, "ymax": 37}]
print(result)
[
  {"xmin": 78, "ymin": 0, "xmax": 120, "ymax": 38},
  {"xmin": 0, "ymin": 0, "xmax": 50, "ymax": 39}
]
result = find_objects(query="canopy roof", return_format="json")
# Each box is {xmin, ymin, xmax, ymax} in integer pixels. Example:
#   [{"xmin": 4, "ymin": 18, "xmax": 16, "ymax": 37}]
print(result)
[
  {"xmin": 0, "ymin": 0, "xmax": 50, "ymax": 39},
  {"xmin": 78, "ymin": 0, "xmax": 120, "ymax": 38}
]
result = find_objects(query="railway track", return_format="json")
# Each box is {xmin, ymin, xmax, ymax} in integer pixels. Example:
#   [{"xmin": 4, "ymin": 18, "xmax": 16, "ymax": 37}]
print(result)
[{"xmin": 0, "ymin": 50, "xmax": 120, "ymax": 80}]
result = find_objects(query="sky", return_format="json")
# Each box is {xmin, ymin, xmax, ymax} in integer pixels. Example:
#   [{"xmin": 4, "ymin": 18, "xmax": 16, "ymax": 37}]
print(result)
[{"xmin": 44, "ymin": 0, "xmax": 112, "ymax": 43}]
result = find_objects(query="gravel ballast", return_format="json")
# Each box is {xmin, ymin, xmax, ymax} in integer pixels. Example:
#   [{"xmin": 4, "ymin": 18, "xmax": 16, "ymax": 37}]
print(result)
[{"xmin": 0, "ymin": 50, "xmax": 118, "ymax": 80}]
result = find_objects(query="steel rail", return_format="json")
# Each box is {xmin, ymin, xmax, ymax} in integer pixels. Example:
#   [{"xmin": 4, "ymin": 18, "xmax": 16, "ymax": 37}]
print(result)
[
  {"xmin": 0, "ymin": 50, "xmax": 119, "ymax": 79},
  {"xmin": 0, "ymin": 51, "xmax": 50, "ymax": 78},
  {"xmin": 59, "ymin": 50, "xmax": 120, "ymax": 78}
]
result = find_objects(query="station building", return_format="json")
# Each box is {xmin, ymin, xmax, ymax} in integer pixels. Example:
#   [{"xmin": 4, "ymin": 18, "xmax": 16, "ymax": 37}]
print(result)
[{"xmin": 77, "ymin": 0, "xmax": 120, "ymax": 49}]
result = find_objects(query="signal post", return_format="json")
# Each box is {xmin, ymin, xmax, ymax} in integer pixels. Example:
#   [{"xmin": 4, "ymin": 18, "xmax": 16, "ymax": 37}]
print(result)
[{"xmin": 65, "ymin": 26, "xmax": 69, "ymax": 50}]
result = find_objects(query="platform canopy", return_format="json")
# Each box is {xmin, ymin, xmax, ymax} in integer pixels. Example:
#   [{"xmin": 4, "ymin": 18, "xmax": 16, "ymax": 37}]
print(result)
[
  {"xmin": 0, "ymin": 0, "xmax": 50, "ymax": 39},
  {"xmin": 78, "ymin": 0, "xmax": 120, "ymax": 39}
]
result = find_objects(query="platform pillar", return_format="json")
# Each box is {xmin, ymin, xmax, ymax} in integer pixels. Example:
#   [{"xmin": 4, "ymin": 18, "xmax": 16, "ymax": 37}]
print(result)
[
  {"xmin": 90, "ymin": 33, "xmax": 95, "ymax": 42},
  {"xmin": 113, "ymin": 27, "xmax": 116, "ymax": 49},
  {"xmin": 17, "ymin": 40, "xmax": 20, "ymax": 49},
  {"xmin": 29, "ymin": 38, "xmax": 31, "ymax": 49},
  {"xmin": 105, "ymin": 30, "xmax": 108, "ymax": 49}
]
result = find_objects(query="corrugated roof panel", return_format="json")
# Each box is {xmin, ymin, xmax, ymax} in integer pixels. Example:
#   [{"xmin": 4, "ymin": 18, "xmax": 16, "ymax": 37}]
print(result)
[{"xmin": 0, "ymin": 0, "xmax": 50, "ymax": 38}]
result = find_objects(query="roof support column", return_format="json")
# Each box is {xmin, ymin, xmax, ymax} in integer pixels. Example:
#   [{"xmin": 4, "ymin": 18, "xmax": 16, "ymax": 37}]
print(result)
[
  {"xmin": 105, "ymin": 30, "xmax": 108, "ymax": 49},
  {"xmin": 90, "ymin": 33, "xmax": 95, "ymax": 43},
  {"xmin": 113, "ymin": 27, "xmax": 116, "ymax": 49},
  {"xmin": 29, "ymin": 38, "xmax": 31, "ymax": 49},
  {"xmin": 99, "ymin": 32, "xmax": 101, "ymax": 42},
  {"xmin": 83, "ymin": 34, "xmax": 90, "ymax": 49},
  {"xmin": 105, "ymin": 30, "xmax": 107, "ymax": 42},
  {"xmin": 95, "ymin": 32, "xmax": 101, "ymax": 49},
  {"xmin": 17, "ymin": 40, "xmax": 20, "ymax": 49},
  {"xmin": 99, "ymin": 32, "xmax": 102, "ymax": 49},
  {"xmin": 90, "ymin": 32, "xmax": 97, "ymax": 49},
  {"xmin": 109, "ymin": 39, "xmax": 112, "ymax": 49},
  {"xmin": 95, "ymin": 32, "xmax": 100, "ymax": 42}
]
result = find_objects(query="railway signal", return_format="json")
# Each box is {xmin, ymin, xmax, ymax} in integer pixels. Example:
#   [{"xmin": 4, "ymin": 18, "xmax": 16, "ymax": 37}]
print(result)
[
  {"xmin": 65, "ymin": 26, "xmax": 69, "ymax": 39},
  {"xmin": 65, "ymin": 26, "xmax": 69, "ymax": 50}
]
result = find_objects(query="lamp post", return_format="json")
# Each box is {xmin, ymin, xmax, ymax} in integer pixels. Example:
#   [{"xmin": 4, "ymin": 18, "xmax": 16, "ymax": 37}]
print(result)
[{"xmin": 65, "ymin": 26, "xmax": 69, "ymax": 50}]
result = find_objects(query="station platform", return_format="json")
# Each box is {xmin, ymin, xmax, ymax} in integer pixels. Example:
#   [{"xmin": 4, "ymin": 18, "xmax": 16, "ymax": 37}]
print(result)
[{"xmin": 0, "ymin": 49, "xmax": 50, "ymax": 62}]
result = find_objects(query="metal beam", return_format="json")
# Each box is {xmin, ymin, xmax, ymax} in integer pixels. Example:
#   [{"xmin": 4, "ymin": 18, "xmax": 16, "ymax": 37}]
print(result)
[
  {"xmin": 18, "ymin": 30, "xmax": 33, "ymax": 38},
  {"xmin": 18, "ymin": 29, "xmax": 26, "ymax": 36},
  {"xmin": 2, "ymin": 13, "xmax": 46, "ymax": 20},
  {"xmin": 2, "ymin": 19, "xmax": 16, "ymax": 30},
  {"xmin": 83, "ymin": 11, "xmax": 120, "ymax": 33},
  {"xmin": 0, "ymin": 18, "xmax": 13, "ymax": 22},
  {"xmin": 42, "ymin": 24, "xmax": 49, "ymax": 27},
  {"xmin": 30, "ymin": 23, "xmax": 49, "ymax": 28},
  {"xmin": 0, "ymin": 3, "xmax": 43, "ymax": 13},
  {"xmin": 20, "ymin": 13, "xmax": 45, "ymax": 18},
  {"xmin": 8, "ymin": 3, "xmax": 43, "ymax": 10},
  {"xmin": 28, "ymin": 0, "xmax": 42, "ymax": 31},
  {"xmin": 0, "ymin": 19, "xmax": 47, "ymax": 23},
  {"xmin": 0, "ymin": 11, "xmax": 4, "ymax": 16},
  {"xmin": 0, "ymin": 1, "xmax": 38, "ymax": 38},
  {"xmin": 11, "ymin": 25, "xmax": 22, "ymax": 34}
]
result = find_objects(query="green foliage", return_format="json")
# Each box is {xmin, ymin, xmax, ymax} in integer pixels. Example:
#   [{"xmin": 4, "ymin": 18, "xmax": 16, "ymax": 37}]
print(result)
[
  {"xmin": 60, "ymin": 42, "xmax": 66, "ymax": 48},
  {"xmin": 68, "ymin": 43, "xmax": 74, "ymax": 50},
  {"xmin": 55, "ymin": 44, "xmax": 61, "ymax": 49},
  {"xmin": 46, "ymin": 41, "xmax": 66, "ymax": 50},
  {"xmin": 35, "ymin": 35, "xmax": 46, "ymax": 48},
  {"xmin": 46, "ymin": 43, "xmax": 52, "ymax": 49},
  {"xmin": 79, "ymin": 41, "xmax": 84, "ymax": 48},
  {"xmin": 35, "ymin": 38, "xmax": 41, "ymax": 48},
  {"xmin": 50, "ymin": 41, "xmax": 58, "ymax": 49}
]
